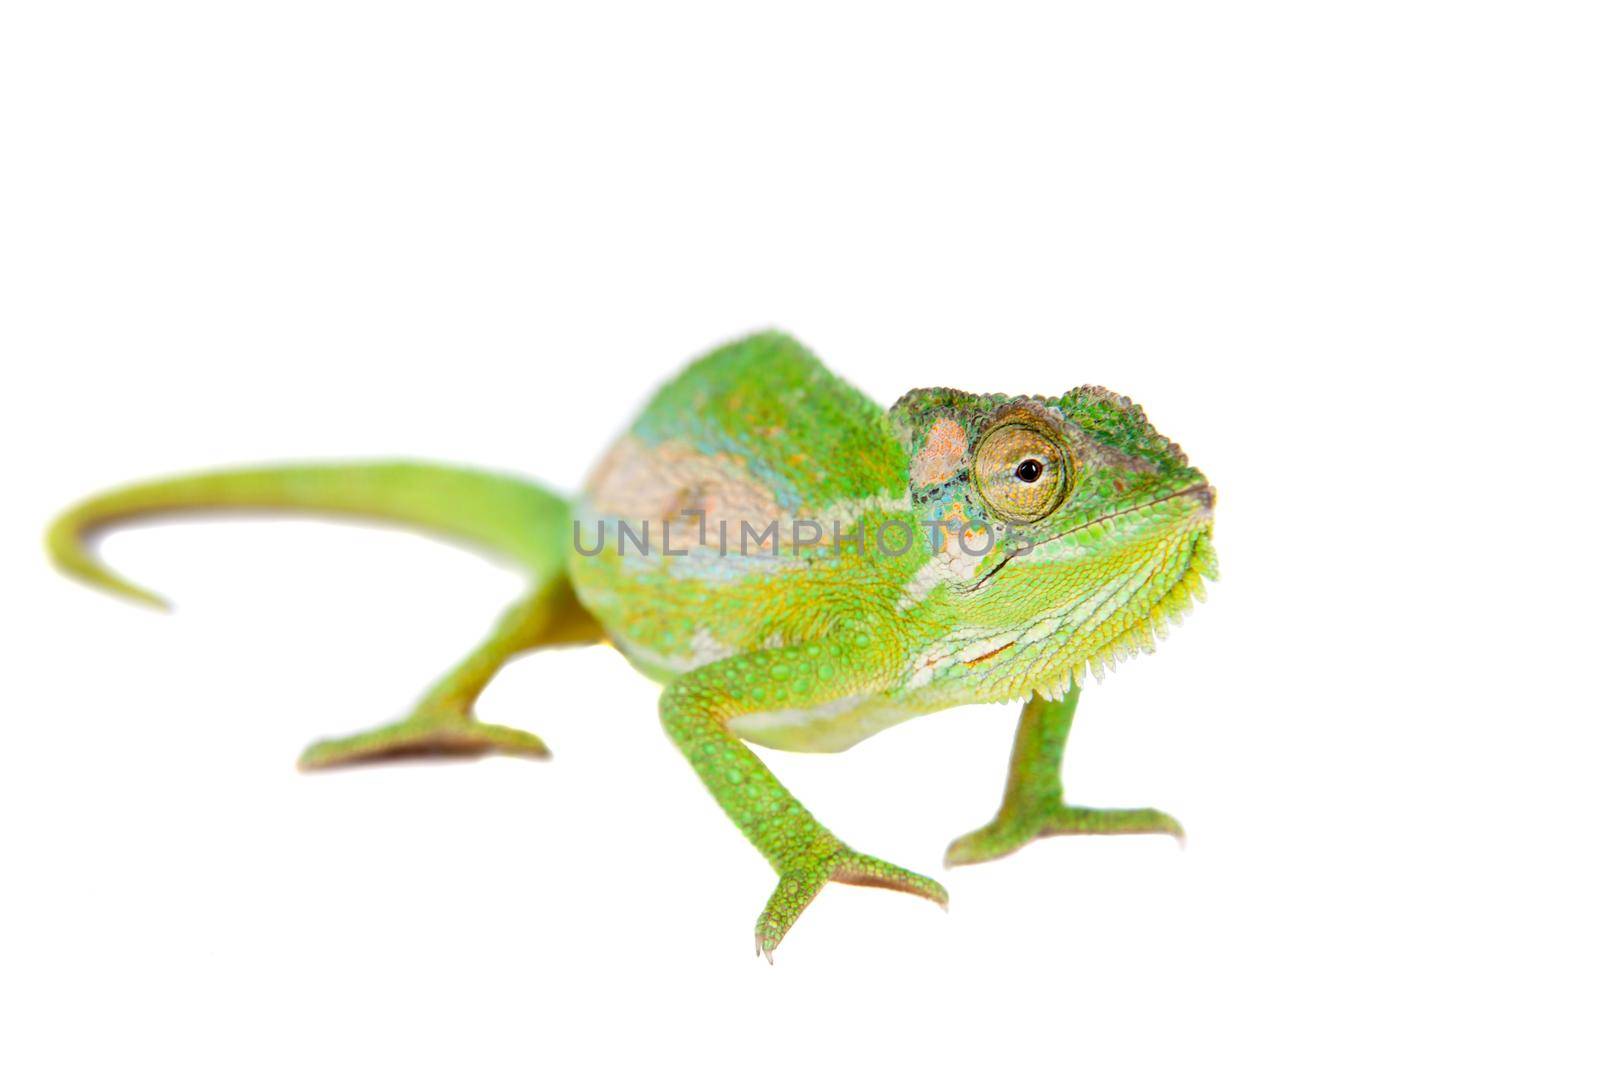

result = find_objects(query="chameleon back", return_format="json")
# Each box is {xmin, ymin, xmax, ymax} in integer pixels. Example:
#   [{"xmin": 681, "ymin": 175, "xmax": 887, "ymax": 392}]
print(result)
[{"xmin": 569, "ymin": 332, "xmax": 921, "ymax": 685}]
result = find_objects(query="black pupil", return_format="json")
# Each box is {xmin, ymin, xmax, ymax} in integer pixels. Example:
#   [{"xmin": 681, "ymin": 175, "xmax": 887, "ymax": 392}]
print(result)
[{"xmin": 1015, "ymin": 459, "xmax": 1044, "ymax": 483}]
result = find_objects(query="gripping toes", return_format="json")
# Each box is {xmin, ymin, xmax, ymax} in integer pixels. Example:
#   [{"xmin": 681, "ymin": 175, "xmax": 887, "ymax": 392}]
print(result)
[
  {"xmin": 755, "ymin": 847, "xmax": 948, "ymax": 962},
  {"xmin": 945, "ymin": 805, "xmax": 1185, "ymax": 867},
  {"xmin": 944, "ymin": 816, "xmax": 1042, "ymax": 867},
  {"xmin": 298, "ymin": 718, "xmax": 551, "ymax": 769}
]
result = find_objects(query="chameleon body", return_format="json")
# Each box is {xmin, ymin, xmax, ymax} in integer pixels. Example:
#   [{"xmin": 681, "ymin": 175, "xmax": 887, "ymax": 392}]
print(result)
[{"xmin": 50, "ymin": 332, "xmax": 1216, "ymax": 959}]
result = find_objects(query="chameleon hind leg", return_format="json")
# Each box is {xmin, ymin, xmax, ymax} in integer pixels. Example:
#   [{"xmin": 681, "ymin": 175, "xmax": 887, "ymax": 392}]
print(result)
[
  {"xmin": 298, "ymin": 578, "xmax": 602, "ymax": 769},
  {"xmin": 660, "ymin": 640, "xmax": 946, "ymax": 961},
  {"xmin": 944, "ymin": 681, "xmax": 1184, "ymax": 867}
]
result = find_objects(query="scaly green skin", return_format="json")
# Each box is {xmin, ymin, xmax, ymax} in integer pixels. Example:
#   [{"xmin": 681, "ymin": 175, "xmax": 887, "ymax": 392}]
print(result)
[{"xmin": 47, "ymin": 331, "xmax": 1216, "ymax": 960}]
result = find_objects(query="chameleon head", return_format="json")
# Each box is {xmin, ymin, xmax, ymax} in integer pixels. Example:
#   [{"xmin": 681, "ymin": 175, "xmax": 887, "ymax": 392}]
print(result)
[{"xmin": 889, "ymin": 385, "xmax": 1216, "ymax": 702}]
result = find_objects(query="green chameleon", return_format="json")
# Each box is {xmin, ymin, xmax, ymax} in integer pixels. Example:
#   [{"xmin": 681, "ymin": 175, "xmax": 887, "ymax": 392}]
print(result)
[{"xmin": 49, "ymin": 331, "xmax": 1216, "ymax": 960}]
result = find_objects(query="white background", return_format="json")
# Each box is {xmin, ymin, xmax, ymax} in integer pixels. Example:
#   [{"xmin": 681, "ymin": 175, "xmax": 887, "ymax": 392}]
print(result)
[{"xmin": 3, "ymin": 3, "xmax": 1594, "ymax": 1063}]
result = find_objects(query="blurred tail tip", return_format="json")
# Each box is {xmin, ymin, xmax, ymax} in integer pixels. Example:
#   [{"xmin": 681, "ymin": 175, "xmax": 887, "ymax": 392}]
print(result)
[
  {"xmin": 47, "ymin": 526, "xmax": 172, "ymax": 611},
  {"xmin": 64, "ymin": 568, "xmax": 172, "ymax": 612},
  {"xmin": 118, "ymin": 585, "xmax": 174, "ymax": 612}
]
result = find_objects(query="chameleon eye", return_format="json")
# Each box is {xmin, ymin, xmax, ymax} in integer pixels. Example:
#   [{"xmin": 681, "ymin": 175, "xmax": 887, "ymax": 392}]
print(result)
[{"xmin": 973, "ymin": 421, "xmax": 1071, "ymax": 523}]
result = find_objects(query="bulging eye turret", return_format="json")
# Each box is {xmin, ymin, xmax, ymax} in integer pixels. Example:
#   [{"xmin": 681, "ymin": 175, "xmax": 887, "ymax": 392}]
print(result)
[{"xmin": 972, "ymin": 419, "xmax": 1072, "ymax": 523}]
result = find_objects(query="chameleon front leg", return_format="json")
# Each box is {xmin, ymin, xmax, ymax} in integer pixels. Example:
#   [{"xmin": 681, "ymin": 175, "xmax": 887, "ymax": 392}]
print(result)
[
  {"xmin": 298, "ymin": 578, "xmax": 600, "ymax": 769},
  {"xmin": 944, "ymin": 681, "xmax": 1183, "ymax": 866},
  {"xmin": 660, "ymin": 643, "xmax": 947, "ymax": 960}
]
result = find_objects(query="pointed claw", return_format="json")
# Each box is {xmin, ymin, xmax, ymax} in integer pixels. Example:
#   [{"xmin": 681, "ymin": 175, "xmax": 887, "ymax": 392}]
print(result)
[{"xmin": 750, "ymin": 847, "xmax": 946, "ymax": 961}]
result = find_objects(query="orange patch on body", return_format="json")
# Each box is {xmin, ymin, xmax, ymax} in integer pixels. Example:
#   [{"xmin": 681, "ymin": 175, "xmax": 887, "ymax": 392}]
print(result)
[
  {"xmin": 584, "ymin": 436, "xmax": 782, "ymax": 535},
  {"xmin": 910, "ymin": 417, "xmax": 968, "ymax": 488}
]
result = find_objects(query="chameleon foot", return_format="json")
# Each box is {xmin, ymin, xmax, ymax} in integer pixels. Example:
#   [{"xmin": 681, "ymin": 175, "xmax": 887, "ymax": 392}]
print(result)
[
  {"xmin": 944, "ymin": 804, "xmax": 1184, "ymax": 867},
  {"xmin": 298, "ymin": 717, "xmax": 550, "ymax": 770},
  {"xmin": 756, "ymin": 845, "xmax": 948, "ymax": 962}
]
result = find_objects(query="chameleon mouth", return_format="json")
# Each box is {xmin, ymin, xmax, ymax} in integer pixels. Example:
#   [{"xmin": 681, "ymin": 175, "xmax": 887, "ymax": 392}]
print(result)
[{"xmin": 964, "ymin": 481, "xmax": 1214, "ymax": 593}]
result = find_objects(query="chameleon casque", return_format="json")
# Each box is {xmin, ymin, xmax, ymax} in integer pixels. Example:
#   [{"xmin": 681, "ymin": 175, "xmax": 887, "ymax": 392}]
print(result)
[{"xmin": 49, "ymin": 332, "xmax": 1217, "ymax": 959}]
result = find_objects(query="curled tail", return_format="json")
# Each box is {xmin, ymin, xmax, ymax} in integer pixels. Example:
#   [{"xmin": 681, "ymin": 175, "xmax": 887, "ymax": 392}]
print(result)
[{"xmin": 47, "ymin": 461, "xmax": 572, "ymax": 610}]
